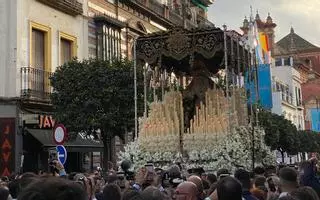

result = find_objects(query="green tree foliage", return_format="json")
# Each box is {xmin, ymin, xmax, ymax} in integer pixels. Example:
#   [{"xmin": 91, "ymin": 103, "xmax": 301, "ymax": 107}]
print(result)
[
  {"xmin": 259, "ymin": 110, "xmax": 320, "ymax": 161},
  {"xmin": 298, "ymin": 130, "xmax": 320, "ymax": 153},
  {"xmin": 258, "ymin": 110, "xmax": 298, "ymax": 162},
  {"xmin": 258, "ymin": 110, "xmax": 280, "ymax": 150},
  {"xmin": 50, "ymin": 59, "xmax": 143, "ymax": 163}
]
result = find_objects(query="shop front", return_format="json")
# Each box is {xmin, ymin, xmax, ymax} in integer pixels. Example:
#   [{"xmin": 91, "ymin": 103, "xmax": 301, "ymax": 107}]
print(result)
[{"xmin": 22, "ymin": 114, "xmax": 103, "ymax": 173}]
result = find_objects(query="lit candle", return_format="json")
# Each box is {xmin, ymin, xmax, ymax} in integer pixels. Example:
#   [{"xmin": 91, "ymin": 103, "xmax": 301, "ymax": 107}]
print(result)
[
  {"xmin": 197, "ymin": 107, "xmax": 200, "ymax": 127},
  {"xmin": 180, "ymin": 92, "xmax": 184, "ymax": 134},
  {"xmin": 191, "ymin": 119, "xmax": 194, "ymax": 134}
]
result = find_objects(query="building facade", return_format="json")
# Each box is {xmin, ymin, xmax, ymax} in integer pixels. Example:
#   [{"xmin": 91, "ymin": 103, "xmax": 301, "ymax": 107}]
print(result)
[
  {"xmin": 302, "ymin": 79, "xmax": 320, "ymax": 132},
  {"xmin": 87, "ymin": 0, "xmax": 214, "ymax": 60},
  {"xmin": 271, "ymin": 65, "xmax": 304, "ymax": 130},
  {"xmin": 274, "ymin": 27, "xmax": 320, "ymax": 134},
  {"xmin": 0, "ymin": 0, "xmax": 95, "ymax": 175},
  {"xmin": 0, "ymin": 0, "xmax": 214, "ymax": 174},
  {"xmin": 86, "ymin": 0, "xmax": 214, "ymax": 162},
  {"xmin": 270, "ymin": 64, "xmax": 305, "ymax": 164}
]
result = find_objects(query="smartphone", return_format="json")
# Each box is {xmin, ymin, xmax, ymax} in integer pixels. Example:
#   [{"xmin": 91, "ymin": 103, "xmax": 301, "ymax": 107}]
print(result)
[
  {"xmin": 145, "ymin": 163, "xmax": 154, "ymax": 182},
  {"xmin": 48, "ymin": 149, "xmax": 58, "ymax": 166},
  {"xmin": 145, "ymin": 163, "xmax": 154, "ymax": 173}
]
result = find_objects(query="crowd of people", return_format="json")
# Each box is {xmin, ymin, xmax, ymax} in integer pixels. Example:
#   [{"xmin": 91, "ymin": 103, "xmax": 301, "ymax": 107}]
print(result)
[{"xmin": 1, "ymin": 158, "xmax": 320, "ymax": 200}]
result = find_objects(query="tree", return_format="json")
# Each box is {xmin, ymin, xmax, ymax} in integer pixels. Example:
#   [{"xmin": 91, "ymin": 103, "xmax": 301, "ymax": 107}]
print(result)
[
  {"xmin": 50, "ymin": 59, "xmax": 143, "ymax": 164},
  {"xmin": 298, "ymin": 130, "xmax": 320, "ymax": 153},
  {"xmin": 258, "ymin": 110, "xmax": 280, "ymax": 150},
  {"xmin": 258, "ymin": 110, "xmax": 298, "ymax": 162}
]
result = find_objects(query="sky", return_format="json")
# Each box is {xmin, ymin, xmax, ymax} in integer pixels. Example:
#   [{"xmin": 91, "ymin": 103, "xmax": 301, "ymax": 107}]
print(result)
[{"xmin": 207, "ymin": 0, "xmax": 320, "ymax": 46}]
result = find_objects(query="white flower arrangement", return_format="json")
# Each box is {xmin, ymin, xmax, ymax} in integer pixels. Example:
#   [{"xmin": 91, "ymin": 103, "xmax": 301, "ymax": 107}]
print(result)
[{"xmin": 118, "ymin": 126, "xmax": 276, "ymax": 172}]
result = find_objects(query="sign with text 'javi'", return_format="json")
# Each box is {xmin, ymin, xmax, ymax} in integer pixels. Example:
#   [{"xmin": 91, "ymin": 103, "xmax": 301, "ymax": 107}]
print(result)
[
  {"xmin": 39, "ymin": 115, "xmax": 55, "ymax": 129},
  {"xmin": 0, "ymin": 118, "xmax": 15, "ymax": 176}
]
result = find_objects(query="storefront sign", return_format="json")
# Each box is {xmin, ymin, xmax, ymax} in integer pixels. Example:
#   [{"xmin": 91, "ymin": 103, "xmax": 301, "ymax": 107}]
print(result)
[
  {"xmin": 39, "ymin": 115, "xmax": 55, "ymax": 129},
  {"xmin": 0, "ymin": 118, "xmax": 15, "ymax": 176}
]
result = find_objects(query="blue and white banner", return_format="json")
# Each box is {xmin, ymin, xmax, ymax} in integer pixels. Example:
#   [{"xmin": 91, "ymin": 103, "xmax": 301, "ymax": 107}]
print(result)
[
  {"xmin": 245, "ymin": 64, "xmax": 273, "ymax": 110},
  {"xmin": 311, "ymin": 108, "xmax": 320, "ymax": 132}
]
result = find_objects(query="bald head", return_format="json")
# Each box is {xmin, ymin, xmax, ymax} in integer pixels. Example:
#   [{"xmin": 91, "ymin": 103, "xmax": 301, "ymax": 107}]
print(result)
[
  {"xmin": 175, "ymin": 182, "xmax": 198, "ymax": 200},
  {"xmin": 187, "ymin": 175, "xmax": 204, "ymax": 195}
]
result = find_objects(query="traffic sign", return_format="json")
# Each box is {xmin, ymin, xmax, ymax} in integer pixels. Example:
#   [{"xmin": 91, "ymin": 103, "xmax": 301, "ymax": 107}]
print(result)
[
  {"xmin": 56, "ymin": 145, "xmax": 67, "ymax": 165},
  {"xmin": 53, "ymin": 124, "xmax": 67, "ymax": 145}
]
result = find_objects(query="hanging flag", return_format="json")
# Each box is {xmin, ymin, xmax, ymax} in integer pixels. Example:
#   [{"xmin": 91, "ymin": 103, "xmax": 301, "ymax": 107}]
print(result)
[
  {"xmin": 246, "ymin": 21, "xmax": 264, "ymax": 64},
  {"xmin": 253, "ymin": 22, "xmax": 264, "ymax": 64},
  {"xmin": 259, "ymin": 33, "xmax": 271, "ymax": 64},
  {"xmin": 259, "ymin": 33, "xmax": 269, "ymax": 52}
]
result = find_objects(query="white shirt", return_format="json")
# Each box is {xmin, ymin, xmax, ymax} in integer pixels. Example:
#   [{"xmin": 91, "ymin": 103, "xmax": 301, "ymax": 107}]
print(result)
[{"xmin": 279, "ymin": 192, "xmax": 288, "ymax": 198}]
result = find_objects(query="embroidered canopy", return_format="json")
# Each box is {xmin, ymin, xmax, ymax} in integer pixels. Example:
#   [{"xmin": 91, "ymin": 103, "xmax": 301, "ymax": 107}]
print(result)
[{"xmin": 136, "ymin": 27, "xmax": 251, "ymax": 75}]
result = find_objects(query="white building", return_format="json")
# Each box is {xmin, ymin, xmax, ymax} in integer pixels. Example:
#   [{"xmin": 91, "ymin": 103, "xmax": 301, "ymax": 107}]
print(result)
[
  {"xmin": 271, "ymin": 57, "xmax": 305, "ymax": 164},
  {"xmin": 0, "ymin": 0, "xmax": 88, "ymax": 98},
  {"xmin": 0, "ymin": 0, "xmax": 88, "ymax": 174},
  {"xmin": 271, "ymin": 58, "xmax": 304, "ymax": 130}
]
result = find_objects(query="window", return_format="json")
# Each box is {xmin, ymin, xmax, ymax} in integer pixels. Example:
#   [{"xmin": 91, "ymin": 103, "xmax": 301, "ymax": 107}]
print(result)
[
  {"xmin": 275, "ymin": 58, "xmax": 282, "ymax": 66},
  {"xmin": 32, "ymin": 29, "xmax": 45, "ymax": 69},
  {"xmin": 30, "ymin": 21, "xmax": 51, "ymax": 71},
  {"xmin": 97, "ymin": 25, "xmax": 121, "ymax": 61},
  {"xmin": 298, "ymin": 88, "xmax": 302, "ymax": 106},
  {"xmin": 59, "ymin": 32, "xmax": 77, "ymax": 65},
  {"xmin": 284, "ymin": 57, "xmax": 290, "ymax": 66},
  {"xmin": 29, "ymin": 21, "xmax": 51, "ymax": 97},
  {"xmin": 60, "ymin": 39, "xmax": 72, "ymax": 64},
  {"xmin": 295, "ymin": 87, "xmax": 298, "ymax": 106},
  {"xmin": 276, "ymin": 82, "xmax": 281, "ymax": 92}
]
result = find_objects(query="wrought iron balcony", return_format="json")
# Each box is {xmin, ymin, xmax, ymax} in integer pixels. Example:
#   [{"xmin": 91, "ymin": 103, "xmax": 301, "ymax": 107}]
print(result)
[
  {"xmin": 21, "ymin": 67, "xmax": 52, "ymax": 101},
  {"xmin": 281, "ymin": 92, "xmax": 293, "ymax": 105},
  {"xmin": 36, "ymin": 0, "xmax": 83, "ymax": 16},
  {"xmin": 120, "ymin": 0, "xmax": 197, "ymax": 28}
]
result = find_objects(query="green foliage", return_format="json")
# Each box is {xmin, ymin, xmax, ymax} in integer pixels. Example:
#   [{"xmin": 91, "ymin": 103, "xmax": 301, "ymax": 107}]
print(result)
[
  {"xmin": 258, "ymin": 110, "xmax": 298, "ymax": 155},
  {"xmin": 259, "ymin": 110, "xmax": 320, "ymax": 156},
  {"xmin": 298, "ymin": 130, "xmax": 320, "ymax": 153},
  {"xmin": 50, "ymin": 59, "xmax": 143, "ymax": 161},
  {"xmin": 258, "ymin": 110, "xmax": 280, "ymax": 150}
]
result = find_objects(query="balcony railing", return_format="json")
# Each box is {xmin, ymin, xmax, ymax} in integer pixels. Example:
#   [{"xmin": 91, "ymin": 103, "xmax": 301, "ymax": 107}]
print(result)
[
  {"xmin": 21, "ymin": 67, "xmax": 52, "ymax": 101},
  {"xmin": 120, "ymin": 0, "xmax": 197, "ymax": 28},
  {"xmin": 36, "ymin": 0, "xmax": 83, "ymax": 16},
  {"xmin": 281, "ymin": 92, "xmax": 293, "ymax": 105}
]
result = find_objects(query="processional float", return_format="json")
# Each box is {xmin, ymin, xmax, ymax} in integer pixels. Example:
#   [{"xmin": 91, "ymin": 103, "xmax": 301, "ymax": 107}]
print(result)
[{"xmin": 134, "ymin": 26, "xmax": 254, "ymax": 159}]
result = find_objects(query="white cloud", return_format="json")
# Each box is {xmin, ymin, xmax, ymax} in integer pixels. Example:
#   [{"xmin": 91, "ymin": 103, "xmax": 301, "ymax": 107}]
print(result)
[{"xmin": 208, "ymin": 0, "xmax": 320, "ymax": 46}]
